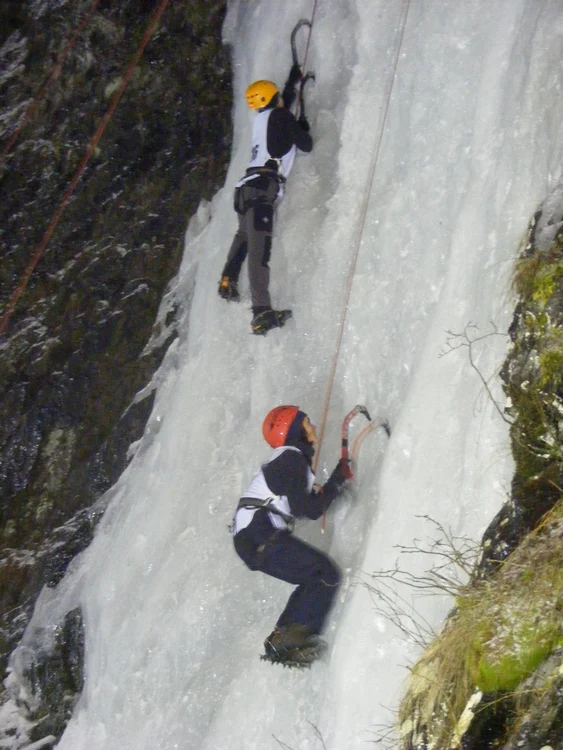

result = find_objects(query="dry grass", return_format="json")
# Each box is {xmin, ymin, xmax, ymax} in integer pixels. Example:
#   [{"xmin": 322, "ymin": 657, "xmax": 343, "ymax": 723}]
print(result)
[{"xmin": 398, "ymin": 500, "xmax": 563, "ymax": 749}]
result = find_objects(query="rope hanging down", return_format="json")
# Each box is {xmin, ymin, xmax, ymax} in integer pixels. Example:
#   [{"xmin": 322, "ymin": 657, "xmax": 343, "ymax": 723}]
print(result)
[
  {"xmin": 294, "ymin": 0, "xmax": 318, "ymax": 120},
  {"xmin": 301, "ymin": 0, "xmax": 318, "ymax": 73},
  {"xmin": 0, "ymin": 0, "xmax": 101, "ymax": 166},
  {"xmin": 0, "ymin": 0, "xmax": 172, "ymax": 336},
  {"xmin": 313, "ymin": 0, "xmax": 412, "ymax": 473}
]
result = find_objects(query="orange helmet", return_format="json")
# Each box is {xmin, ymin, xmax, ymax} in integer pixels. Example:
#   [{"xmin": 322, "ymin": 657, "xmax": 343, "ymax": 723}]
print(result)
[
  {"xmin": 262, "ymin": 405, "xmax": 300, "ymax": 448},
  {"xmin": 245, "ymin": 80, "xmax": 279, "ymax": 110}
]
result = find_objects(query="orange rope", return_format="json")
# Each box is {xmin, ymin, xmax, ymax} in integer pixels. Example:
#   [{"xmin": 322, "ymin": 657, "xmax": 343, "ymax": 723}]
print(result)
[
  {"xmin": 301, "ymin": 0, "xmax": 319, "ymax": 72},
  {"xmin": 294, "ymin": 0, "xmax": 318, "ymax": 120},
  {"xmin": 0, "ymin": 0, "xmax": 172, "ymax": 335},
  {"xmin": 0, "ymin": 0, "xmax": 101, "ymax": 165},
  {"xmin": 314, "ymin": 0, "xmax": 412, "ymax": 473}
]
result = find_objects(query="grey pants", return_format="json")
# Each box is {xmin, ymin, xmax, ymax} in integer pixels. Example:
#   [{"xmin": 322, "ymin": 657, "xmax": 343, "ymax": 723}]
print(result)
[{"xmin": 222, "ymin": 178, "xmax": 279, "ymax": 309}]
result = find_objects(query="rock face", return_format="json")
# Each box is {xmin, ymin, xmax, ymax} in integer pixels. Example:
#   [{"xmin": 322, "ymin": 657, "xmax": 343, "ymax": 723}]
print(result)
[
  {"xmin": 398, "ymin": 187, "xmax": 563, "ymax": 750},
  {"xmin": 480, "ymin": 186, "xmax": 563, "ymax": 578},
  {"xmin": 0, "ymin": 0, "xmax": 231, "ymax": 741}
]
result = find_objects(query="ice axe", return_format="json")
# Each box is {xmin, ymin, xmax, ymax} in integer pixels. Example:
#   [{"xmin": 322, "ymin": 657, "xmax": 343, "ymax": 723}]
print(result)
[
  {"xmin": 290, "ymin": 18, "xmax": 315, "ymax": 120},
  {"xmin": 320, "ymin": 405, "xmax": 373, "ymax": 533},
  {"xmin": 341, "ymin": 404, "xmax": 372, "ymax": 468}
]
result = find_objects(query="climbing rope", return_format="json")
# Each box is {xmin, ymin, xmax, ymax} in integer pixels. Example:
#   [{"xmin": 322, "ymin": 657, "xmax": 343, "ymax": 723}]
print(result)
[
  {"xmin": 0, "ymin": 0, "xmax": 172, "ymax": 336},
  {"xmin": 301, "ymin": 0, "xmax": 319, "ymax": 73},
  {"xmin": 0, "ymin": 0, "xmax": 101, "ymax": 165},
  {"xmin": 314, "ymin": 0, "xmax": 412, "ymax": 473},
  {"xmin": 294, "ymin": 0, "xmax": 318, "ymax": 120}
]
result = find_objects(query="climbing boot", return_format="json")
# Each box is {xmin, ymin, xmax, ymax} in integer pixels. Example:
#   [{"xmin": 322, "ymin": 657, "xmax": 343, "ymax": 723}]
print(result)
[
  {"xmin": 250, "ymin": 307, "xmax": 292, "ymax": 335},
  {"xmin": 218, "ymin": 276, "xmax": 240, "ymax": 302},
  {"xmin": 262, "ymin": 624, "xmax": 327, "ymax": 667},
  {"xmin": 264, "ymin": 624, "xmax": 313, "ymax": 655}
]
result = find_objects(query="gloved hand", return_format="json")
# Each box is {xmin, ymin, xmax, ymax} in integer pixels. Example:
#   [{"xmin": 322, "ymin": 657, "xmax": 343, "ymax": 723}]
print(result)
[
  {"xmin": 328, "ymin": 458, "xmax": 354, "ymax": 487},
  {"xmin": 297, "ymin": 115, "xmax": 310, "ymax": 132},
  {"xmin": 287, "ymin": 63, "xmax": 303, "ymax": 87}
]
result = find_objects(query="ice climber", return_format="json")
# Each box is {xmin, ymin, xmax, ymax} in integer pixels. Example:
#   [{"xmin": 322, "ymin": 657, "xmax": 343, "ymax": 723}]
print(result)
[
  {"xmin": 217, "ymin": 65, "xmax": 313, "ymax": 335},
  {"xmin": 230, "ymin": 405, "xmax": 353, "ymax": 665}
]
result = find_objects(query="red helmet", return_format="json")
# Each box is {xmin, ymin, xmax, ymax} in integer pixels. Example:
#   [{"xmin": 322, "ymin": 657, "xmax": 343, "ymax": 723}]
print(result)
[{"xmin": 262, "ymin": 405, "xmax": 300, "ymax": 448}]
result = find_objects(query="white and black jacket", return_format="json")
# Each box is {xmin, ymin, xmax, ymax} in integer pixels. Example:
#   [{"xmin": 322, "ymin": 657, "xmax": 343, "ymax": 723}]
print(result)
[{"xmin": 232, "ymin": 439, "xmax": 344, "ymax": 546}]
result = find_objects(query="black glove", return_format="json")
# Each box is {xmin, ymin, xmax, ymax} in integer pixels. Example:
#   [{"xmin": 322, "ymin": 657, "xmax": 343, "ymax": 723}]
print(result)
[
  {"xmin": 287, "ymin": 63, "xmax": 303, "ymax": 87},
  {"xmin": 328, "ymin": 458, "xmax": 354, "ymax": 487},
  {"xmin": 297, "ymin": 116, "xmax": 310, "ymax": 132}
]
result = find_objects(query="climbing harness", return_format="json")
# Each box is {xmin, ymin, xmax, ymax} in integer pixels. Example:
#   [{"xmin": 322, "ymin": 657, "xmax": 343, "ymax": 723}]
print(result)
[{"xmin": 232, "ymin": 497, "xmax": 295, "ymax": 534}]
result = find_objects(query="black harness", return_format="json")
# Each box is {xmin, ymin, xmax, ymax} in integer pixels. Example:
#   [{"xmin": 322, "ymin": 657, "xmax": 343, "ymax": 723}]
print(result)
[
  {"xmin": 235, "ymin": 496, "xmax": 295, "ymax": 533},
  {"xmin": 233, "ymin": 158, "xmax": 288, "ymax": 215},
  {"xmin": 244, "ymin": 162, "xmax": 286, "ymax": 184}
]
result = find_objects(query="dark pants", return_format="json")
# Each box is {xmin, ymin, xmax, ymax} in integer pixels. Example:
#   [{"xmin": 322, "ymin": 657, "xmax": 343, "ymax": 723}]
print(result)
[
  {"xmin": 234, "ymin": 530, "xmax": 341, "ymax": 635},
  {"xmin": 222, "ymin": 178, "xmax": 279, "ymax": 310}
]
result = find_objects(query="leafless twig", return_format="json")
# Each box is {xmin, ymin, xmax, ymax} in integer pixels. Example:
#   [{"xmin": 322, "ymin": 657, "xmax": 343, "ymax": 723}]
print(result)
[
  {"xmin": 307, "ymin": 721, "xmax": 327, "ymax": 750},
  {"xmin": 440, "ymin": 321, "xmax": 512, "ymax": 424},
  {"xmin": 368, "ymin": 720, "xmax": 399, "ymax": 747},
  {"xmin": 361, "ymin": 517, "xmax": 481, "ymax": 647},
  {"xmin": 359, "ymin": 571, "xmax": 437, "ymax": 648},
  {"xmin": 272, "ymin": 736, "xmax": 295, "ymax": 750},
  {"xmin": 272, "ymin": 721, "xmax": 328, "ymax": 750}
]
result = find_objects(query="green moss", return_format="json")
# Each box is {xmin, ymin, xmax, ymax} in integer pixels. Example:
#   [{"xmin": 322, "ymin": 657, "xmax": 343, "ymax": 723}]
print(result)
[
  {"xmin": 539, "ymin": 348, "xmax": 563, "ymax": 388},
  {"xmin": 522, "ymin": 568, "xmax": 533, "ymax": 584},
  {"xmin": 513, "ymin": 247, "xmax": 563, "ymax": 301},
  {"xmin": 475, "ymin": 625, "xmax": 562, "ymax": 693},
  {"xmin": 508, "ymin": 386, "xmax": 558, "ymax": 482},
  {"xmin": 468, "ymin": 556, "xmax": 563, "ymax": 693},
  {"xmin": 531, "ymin": 263, "xmax": 563, "ymax": 306},
  {"xmin": 399, "ymin": 501, "xmax": 563, "ymax": 748},
  {"xmin": 522, "ymin": 309, "xmax": 548, "ymax": 333},
  {"xmin": 507, "ymin": 241, "xmax": 563, "ymax": 488}
]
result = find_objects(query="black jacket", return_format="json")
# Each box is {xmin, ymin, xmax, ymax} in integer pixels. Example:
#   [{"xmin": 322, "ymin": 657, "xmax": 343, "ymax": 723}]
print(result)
[
  {"xmin": 266, "ymin": 106, "xmax": 313, "ymax": 158},
  {"xmin": 240, "ymin": 439, "xmax": 343, "ymax": 546},
  {"xmin": 261, "ymin": 72, "xmax": 313, "ymax": 160}
]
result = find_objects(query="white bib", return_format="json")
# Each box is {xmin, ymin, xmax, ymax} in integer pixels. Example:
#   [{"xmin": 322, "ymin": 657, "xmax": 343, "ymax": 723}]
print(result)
[{"xmin": 232, "ymin": 446, "xmax": 315, "ymax": 535}]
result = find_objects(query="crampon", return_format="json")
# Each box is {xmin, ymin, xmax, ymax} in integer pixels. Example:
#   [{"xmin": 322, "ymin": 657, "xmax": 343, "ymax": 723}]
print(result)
[{"xmin": 260, "ymin": 638, "xmax": 327, "ymax": 669}]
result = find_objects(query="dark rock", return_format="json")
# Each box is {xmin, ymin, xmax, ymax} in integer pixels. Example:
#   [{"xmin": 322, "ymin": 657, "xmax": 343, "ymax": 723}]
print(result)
[
  {"xmin": 478, "ymin": 191, "xmax": 563, "ymax": 578},
  {"xmin": 0, "ymin": 0, "xmax": 232, "ymax": 741},
  {"xmin": 500, "ymin": 648, "xmax": 563, "ymax": 750},
  {"xmin": 24, "ymin": 608, "xmax": 85, "ymax": 744}
]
